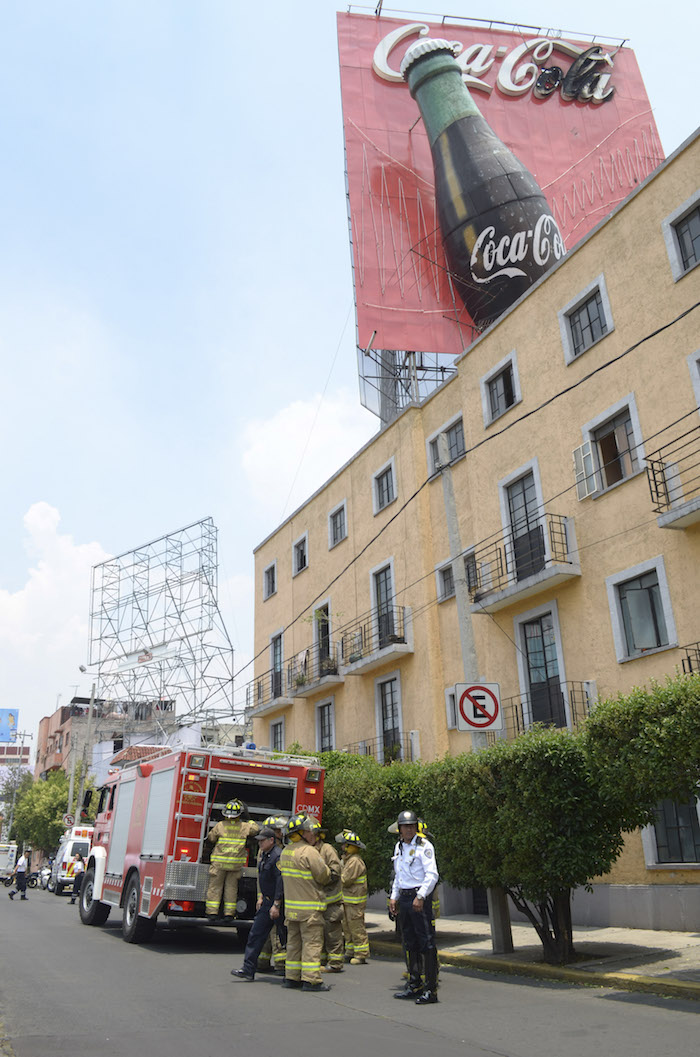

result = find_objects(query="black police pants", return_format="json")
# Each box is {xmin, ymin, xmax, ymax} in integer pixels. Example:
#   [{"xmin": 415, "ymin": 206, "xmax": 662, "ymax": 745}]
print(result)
[
  {"xmin": 398, "ymin": 889, "xmax": 434, "ymax": 952},
  {"xmin": 242, "ymin": 898, "xmax": 286, "ymax": 976}
]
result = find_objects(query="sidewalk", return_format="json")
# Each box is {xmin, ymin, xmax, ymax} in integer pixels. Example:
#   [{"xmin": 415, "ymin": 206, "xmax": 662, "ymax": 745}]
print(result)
[{"xmin": 364, "ymin": 909, "xmax": 700, "ymax": 1001}]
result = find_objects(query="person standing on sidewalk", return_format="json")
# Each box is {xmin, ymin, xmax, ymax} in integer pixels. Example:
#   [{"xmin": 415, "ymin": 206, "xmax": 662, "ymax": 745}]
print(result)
[
  {"xmin": 231, "ymin": 827, "xmax": 285, "ymax": 982},
  {"xmin": 310, "ymin": 820, "xmax": 344, "ymax": 973},
  {"xmin": 278, "ymin": 813, "xmax": 330, "ymax": 992},
  {"xmin": 69, "ymin": 853, "xmax": 85, "ymax": 905},
  {"xmin": 336, "ymin": 830, "xmax": 369, "ymax": 965},
  {"xmin": 390, "ymin": 809, "xmax": 440, "ymax": 1005},
  {"xmin": 8, "ymin": 850, "xmax": 28, "ymax": 901}
]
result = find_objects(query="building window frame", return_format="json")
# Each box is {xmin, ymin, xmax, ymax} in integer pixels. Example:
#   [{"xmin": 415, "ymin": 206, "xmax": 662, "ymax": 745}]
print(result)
[
  {"xmin": 435, "ymin": 560, "xmax": 455, "ymax": 602},
  {"xmin": 316, "ymin": 698, "xmax": 335, "ymax": 753},
  {"xmin": 687, "ymin": 349, "xmax": 700, "ymax": 410},
  {"xmin": 426, "ymin": 413, "xmax": 466, "ymax": 475},
  {"xmin": 374, "ymin": 669, "xmax": 404, "ymax": 763},
  {"xmin": 641, "ymin": 800, "xmax": 700, "ymax": 869},
  {"xmin": 263, "ymin": 560, "xmax": 277, "ymax": 601},
  {"xmin": 605, "ymin": 555, "xmax": 678, "ymax": 664},
  {"xmin": 558, "ymin": 274, "xmax": 614, "ymax": 365},
  {"xmin": 662, "ymin": 190, "xmax": 700, "ymax": 282},
  {"xmin": 480, "ymin": 350, "xmax": 522, "ymax": 427},
  {"xmin": 369, "ymin": 557, "xmax": 397, "ymax": 646},
  {"xmin": 512, "ymin": 598, "xmax": 570, "ymax": 730},
  {"xmin": 292, "ymin": 532, "xmax": 309, "ymax": 577},
  {"xmin": 270, "ymin": 717, "xmax": 285, "ymax": 753},
  {"xmin": 372, "ymin": 457, "xmax": 397, "ymax": 515},
  {"xmin": 328, "ymin": 499, "xmax": 348, "ymax": 550},
  {"xmin": 497, "ymin": 456, "xmax": 549, "ymax": 560},
  {"xmin": 444, "ymin": 686, "xmax": 458, "ymax": 731},
  {"xmin": 270, "ymin": 630, "xmax": 284, "ymax": 699},
  {"xmin": 577, "ymin": 393, "xmax": 645, "ymax": 497}
]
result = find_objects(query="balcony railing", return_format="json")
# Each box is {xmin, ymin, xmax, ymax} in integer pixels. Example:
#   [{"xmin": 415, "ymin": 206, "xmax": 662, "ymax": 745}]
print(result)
[
  {"xmin": 682, "ymin": 642, "xmax": 700, "ymax": 675},
  {"xmin": 343, "ymin": 731, "xmax": 414, "ymax": 763},
  {"xmin": 339, "ymin": 605, "xmax": 408, "ymax": 664},
  {"xmin": 646, "ymin": 419, "xmax": 700, "ymax": 526},
  {"xmin": 485, "ymin": 680, "xmax": 595, "ymax": 744},
  {"xmin": 286, "ymin": 641, "xmax": 342, "ymax": 693},
  {"xmin": 468, "ymin": 514, "xmax": 579, "ymax": 610}
]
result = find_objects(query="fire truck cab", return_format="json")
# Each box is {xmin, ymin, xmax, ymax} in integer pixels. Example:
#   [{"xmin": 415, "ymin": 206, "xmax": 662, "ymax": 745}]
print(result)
[{"xmin": 79, "ymin": 744, "xmax": 324, "ymax": 943}]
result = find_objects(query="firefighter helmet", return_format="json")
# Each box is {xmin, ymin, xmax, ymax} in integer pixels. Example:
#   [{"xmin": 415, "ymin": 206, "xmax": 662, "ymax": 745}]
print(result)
[
  {"xmin": 396, "ymin": 809, "xmax": 418, "ymax": 827},
  {"xmin": 222, "ymin": 799, "xmax": 243, "ymax": 818},
  {"xmin": 264, "ymin": 815, "xmax": 288, "ymax": 831},
  {"xmin": 307, "ymin": 818, "xmax": 321, "ymax": 832},
  {"xmin": 286, "ymin": 813, "xmax": 313, "ymax": 837},
  {"xmin": 334, "ymin": 829, "xmax": 366, "ymax": 850}
]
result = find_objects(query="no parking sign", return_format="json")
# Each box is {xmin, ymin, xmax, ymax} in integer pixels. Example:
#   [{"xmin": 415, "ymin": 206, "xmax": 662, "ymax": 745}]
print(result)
[{"xmin": 455, "ymin": 683, "xmax": 503, "ymax": 732}]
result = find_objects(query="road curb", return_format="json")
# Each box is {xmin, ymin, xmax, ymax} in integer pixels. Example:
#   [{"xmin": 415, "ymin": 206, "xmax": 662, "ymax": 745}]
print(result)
[{"xmin": 369, "ymin": 939, "xmax": 700, "ymax": 1003}]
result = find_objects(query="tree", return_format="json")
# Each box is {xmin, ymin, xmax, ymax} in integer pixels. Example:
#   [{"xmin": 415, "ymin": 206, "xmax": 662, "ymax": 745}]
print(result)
[
  {"xmin": 13, "ymin": 768, "xmax": 97, "ymax": 852},
  {"xmin": 419, "ymin": 729, "xmax": 625, "ymax": 965},
  {"xmin": 583, "ymin": 673, "xmax": 700, "ymax": 831},
  {"xmin": 0, "ymin": 765, "xmax": 33, "ymax": 840}
]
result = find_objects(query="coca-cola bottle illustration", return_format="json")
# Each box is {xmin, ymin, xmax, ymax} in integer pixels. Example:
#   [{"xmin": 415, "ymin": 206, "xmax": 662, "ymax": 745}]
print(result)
[{"xmin": 400, "ymin": 39, "xmax": 565, "ymax": 330}]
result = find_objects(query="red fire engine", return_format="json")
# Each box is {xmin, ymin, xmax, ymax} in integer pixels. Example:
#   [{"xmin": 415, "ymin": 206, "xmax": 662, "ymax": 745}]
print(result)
[{"xmin": 78, "ymin": 744, "xmax": 325, "ymax": 943}]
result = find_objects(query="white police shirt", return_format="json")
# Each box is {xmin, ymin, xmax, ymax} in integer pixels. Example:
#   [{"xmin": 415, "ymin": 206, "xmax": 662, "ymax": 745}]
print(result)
[{"xmin": 390, "ymin": 836, "xmax": 439, "ymax": 900}]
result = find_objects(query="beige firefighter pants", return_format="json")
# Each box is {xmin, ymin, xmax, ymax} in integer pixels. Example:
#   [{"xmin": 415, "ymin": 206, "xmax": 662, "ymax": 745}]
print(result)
[
  {"xmin": 342, "ymin": 902, "xmax": 369, "ymax": 959},
  {"xmin": 285, "ymin": 912, "xmax": 324, "ymax": 985},
  {"xmin": 322, "ymin": 899, "xmax": 345, "ymax": 967},
  {"xmin": 205, "ymin": 866, "xmax": 241, "ymax": 918}
]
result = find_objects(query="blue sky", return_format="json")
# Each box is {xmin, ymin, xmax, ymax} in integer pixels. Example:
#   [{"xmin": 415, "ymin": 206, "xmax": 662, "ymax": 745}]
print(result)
[{"xmin": 0, "ymin": 1, "xmax": 697, "ymax": 753}]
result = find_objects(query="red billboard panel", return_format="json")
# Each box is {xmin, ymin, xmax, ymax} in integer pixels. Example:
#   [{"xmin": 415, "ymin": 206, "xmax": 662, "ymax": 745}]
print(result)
[{"xmin": 338, "ymin": 13, "xmax": 664, "ymax": 357}]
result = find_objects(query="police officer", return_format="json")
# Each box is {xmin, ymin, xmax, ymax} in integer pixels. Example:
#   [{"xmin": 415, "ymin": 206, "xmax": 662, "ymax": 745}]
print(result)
[
  {"xmin": 231, "ymin": 827, "xmax": 285, "ymax": 981},
  {"xmin": 389, "ymin": 809, "xmax": 440, "ymax": 1005},
  {"xmin": 205, "ymin": 799, "xmax": 259, "ymax": 922}
]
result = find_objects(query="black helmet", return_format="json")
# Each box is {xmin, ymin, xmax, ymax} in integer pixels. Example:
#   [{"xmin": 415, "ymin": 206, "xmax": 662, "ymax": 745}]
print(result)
[
  {"xmin": 223, "ymin": 799, "xmax": 243, "ymax": 819},
  {"xmin": 397, "ymin": 810, "xmax": 419, "ymax": 826}
]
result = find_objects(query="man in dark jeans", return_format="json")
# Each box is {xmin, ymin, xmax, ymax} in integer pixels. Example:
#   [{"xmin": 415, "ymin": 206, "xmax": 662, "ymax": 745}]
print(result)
[{"xmin": 231, "ymin": 827, "xmax": 285, "ymax": 981}]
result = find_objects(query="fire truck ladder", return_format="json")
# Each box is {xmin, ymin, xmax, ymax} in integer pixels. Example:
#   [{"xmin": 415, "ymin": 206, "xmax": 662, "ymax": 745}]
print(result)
[{"xmin": 164, "ymin": 779, "xmax": 209, "ymax": 904}]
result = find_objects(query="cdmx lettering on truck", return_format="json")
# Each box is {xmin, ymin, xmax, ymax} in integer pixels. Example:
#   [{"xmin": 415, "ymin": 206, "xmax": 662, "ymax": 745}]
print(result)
[{"xmin": 77, "ymin": 746, "xmax": 325, "ymax": 945}]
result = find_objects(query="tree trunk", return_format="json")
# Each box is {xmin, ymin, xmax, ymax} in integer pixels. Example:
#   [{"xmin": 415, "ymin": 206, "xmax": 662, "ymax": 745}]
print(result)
[{"xmin": 506, "ymin": 886, "xmax": 576, "ymax": 964}]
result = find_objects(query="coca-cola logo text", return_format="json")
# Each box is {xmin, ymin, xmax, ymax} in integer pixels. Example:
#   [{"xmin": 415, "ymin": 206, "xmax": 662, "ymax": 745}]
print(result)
[
  {"xmin": 373, "ymin": 23, "xmax": 615, "ymax": 104},
  {"xmin": 470, "ymin": 215, "xmax": 566, "ymax": 285}
]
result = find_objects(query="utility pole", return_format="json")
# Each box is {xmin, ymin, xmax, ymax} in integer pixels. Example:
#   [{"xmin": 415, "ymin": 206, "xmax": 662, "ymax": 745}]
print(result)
[
  {"xmin": 6, "ymin": 731, "xmax": 33, "ymax": 839},
  {"xmin": 74, "ymin": 683, "xmax": 96, "ymax": 822},
  {"xmin": 436, "ymin": 432, "xmax": 513, "ymax": 954}
]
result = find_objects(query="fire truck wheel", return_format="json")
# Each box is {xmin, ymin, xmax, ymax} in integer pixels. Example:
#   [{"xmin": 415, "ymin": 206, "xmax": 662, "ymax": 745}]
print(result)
[
  {"xmin": 122, "ymin": 875, "xmax": 156, "ymax": 944},
  {"xmin": 79, "ymin": 867, "xmax": 110, "ymax": 926}
]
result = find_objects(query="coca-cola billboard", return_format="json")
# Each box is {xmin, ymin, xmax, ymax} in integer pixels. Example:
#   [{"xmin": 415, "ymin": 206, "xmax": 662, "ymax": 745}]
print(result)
[{"xmin": 338, "ymin": 13, "xmax": 664, "ymax": 357}]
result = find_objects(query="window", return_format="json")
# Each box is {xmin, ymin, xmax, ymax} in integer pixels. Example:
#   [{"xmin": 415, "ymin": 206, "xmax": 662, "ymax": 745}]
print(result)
[
  {"xmin": 480, "ymin": 351, "xmax": 521, "ymax": 426},
  {"xmin": 374, "ymin": 564, "xmax": 395, "ymax": 645},
  {"xmin": 373, "ymin": 459, "xmax": 396, "ymax": 514},
  {"xmin": 577, "ymin": 395, "xmax": 644, "ymax": 497},
  {"xmin": 317, "ymin": 700, "xmax": 334, "ymax": 752},
  {"xmin": 263, "ymin": 561, "xmax": 277, "ymax": 600},
  {"xmin": 428, "ymin": 416, "xmax": 466, "ymax": 473},
  {"xmin": 445, "ymin": 688, "xmax": 457, "ymax": 730},
  {"xmin": 328, "ymin": 501, "xmax": 347, "ymax": 548},
  {"xmin": 464, "ymin": 551, "xmax": 478, "ymax": 594},
  {"xmin": 605, "ymin": 556, "xmax": 677, "ymax": 663},
  {"xmin": 437, "ymin": 563, "xmax": 455, "ymax": 601},
  {"xmin": 271, "ymin": 633, "xmax": 283, "ymax": 698},
  {"xmin": 379, "ymin": 677, "xmax": 401, "ymax": 762},
  {"xmin": 662, "ymin": 191, "xmax": 700, "ymax": 281},
  {"xmin": 558, "ymin": 275, "xmax": 614, "ymax": 364},
  {"xmin": 292, "ymin": 533, "xmax": 308, "ymax": 576},
  {"xmin": 270, "ymin": 719, "xmax": 284, "ymax": 752},
  {"xmin": 653, "ymin": 800, "xmax": 700, "ymax": 864},
  {"xmin": 507, "ymin": 471, "xmax": 545, "ymax": 581},
  {"xmin": 513, "ymin": 599, "xmax": 569, "ymax": 730}
]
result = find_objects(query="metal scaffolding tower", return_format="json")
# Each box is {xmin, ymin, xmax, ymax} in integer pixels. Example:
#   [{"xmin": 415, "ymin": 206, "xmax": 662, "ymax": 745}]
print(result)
[{"xmin": 88, "ymin": 518, "xmax": 236, "ymax": 723}]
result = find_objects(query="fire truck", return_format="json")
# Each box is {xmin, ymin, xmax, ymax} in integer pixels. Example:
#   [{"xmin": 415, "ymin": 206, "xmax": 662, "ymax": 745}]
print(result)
[{"xmin": 78, "ymin": 744, "xmax": 325, "ymax": 943}]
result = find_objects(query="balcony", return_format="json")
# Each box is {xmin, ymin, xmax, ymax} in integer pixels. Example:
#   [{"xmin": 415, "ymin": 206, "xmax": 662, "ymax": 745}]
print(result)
[
  {"xmin": 245, "ymin": 669, "xmax": 295, "ymax": 718},
  {"xmin": 485, "ymin": 680, "xmax": 596, "ymax": 744},
  {"xmin": 287, "ymin": 642, "xmax": 345, "ymax": 698},
  {"xmin": 646, "ymin": 419, "xmax": 700, "ymax": 528},
  {"xmin": 468, "ymin": 514, "xmax": 580, "ymax": 614},
  {"xmin": 339, "ymin": 606, "xmax": 413, "ymax": 675},
  {"xmin": 343, "ymin": 731, "xmax": 417, "ymax": 763}
]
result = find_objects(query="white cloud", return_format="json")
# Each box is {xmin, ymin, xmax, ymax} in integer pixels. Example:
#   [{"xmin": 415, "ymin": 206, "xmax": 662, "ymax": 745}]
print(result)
[
  {"xmin": 0, "ymin": 503, "xmax": 110, "ymax": 745},
  {"xmin": 240, "ymin": 387, "xmax": 377, "ymax": 523}
]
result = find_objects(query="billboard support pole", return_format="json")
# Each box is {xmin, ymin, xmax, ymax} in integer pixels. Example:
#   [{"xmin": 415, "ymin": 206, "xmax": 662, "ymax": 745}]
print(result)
[
  {"xmin": 437, "ymin": 431, "xmax": 514, "ymax": 955},
  {"xmin": 74, "ymin": 684, "xmax": 96, "ymax": 823}
]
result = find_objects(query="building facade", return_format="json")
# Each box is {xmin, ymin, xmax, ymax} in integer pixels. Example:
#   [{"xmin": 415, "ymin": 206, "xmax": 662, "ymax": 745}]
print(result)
[{"xmin": 252, "ymin": 130, "xmax": 700, "ymax": 927}]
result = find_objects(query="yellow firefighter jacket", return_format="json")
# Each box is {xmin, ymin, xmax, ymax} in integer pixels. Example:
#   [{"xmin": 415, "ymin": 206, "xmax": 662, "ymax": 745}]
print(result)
[
  {"xmin": 207, "ymin": 818, "xmax": 259, "ymax": 870},
  {"xmin": 278, "ymin": 838, "xmax": 331, "ymax": 920}
]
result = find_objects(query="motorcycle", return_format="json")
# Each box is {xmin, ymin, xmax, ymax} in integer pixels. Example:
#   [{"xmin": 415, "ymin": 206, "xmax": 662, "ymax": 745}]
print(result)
[
  {"xmin": 26, "ymin": 871, "xmax": 39, "ymax": 889},
  {"xmin": 40, "ymin": 865, "xmax": 52, "ymax": 890}
]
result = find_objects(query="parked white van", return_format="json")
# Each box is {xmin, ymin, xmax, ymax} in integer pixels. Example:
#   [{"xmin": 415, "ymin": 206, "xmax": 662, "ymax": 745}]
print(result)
[{"xmin": 50, "ymin": 826, "xmax": 94, "ymax": 895}]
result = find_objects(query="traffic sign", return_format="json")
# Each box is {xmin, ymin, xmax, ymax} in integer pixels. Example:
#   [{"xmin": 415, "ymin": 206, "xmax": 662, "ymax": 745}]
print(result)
[
  {"xmin": 62, "ymin": 813, "xmax": 75, "ymax": 827},
  {"xmin": 455, "ymin": 683, "xmax": 503, "ymax": 731}
]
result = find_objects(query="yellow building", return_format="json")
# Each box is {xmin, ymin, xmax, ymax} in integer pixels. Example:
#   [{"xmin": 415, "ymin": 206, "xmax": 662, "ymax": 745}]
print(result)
[{"xmin": 252, "ymin": 129, "xmax": 700, "ymax": 927}]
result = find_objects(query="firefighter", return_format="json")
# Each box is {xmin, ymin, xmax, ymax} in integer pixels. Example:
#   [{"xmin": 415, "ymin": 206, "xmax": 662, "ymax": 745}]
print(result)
[
  {"xmin": 278, "ymin": 813, "xmax": 331, "ymax": 991},
  {"xmin": 335, "ymin": 829, "xmax": 369, "ymax": 965},
  {"xmin": 389, "ymin": 809, "xmax": 440, "ymax": 1005},
  {"xmin": 257, "ymin": 815, "xmax": 288, "ymax": 973},
  {"xmin": 309, "ymin": 819, "xmax": 344, "ymax": 973},
  {"xmin": 204, "ymin": 799, "xmax": 259, "ymax": 922}
]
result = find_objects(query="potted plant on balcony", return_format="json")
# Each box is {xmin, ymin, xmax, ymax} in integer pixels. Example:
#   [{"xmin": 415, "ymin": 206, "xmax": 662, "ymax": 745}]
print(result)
[{"xmin": 294, "ymin": 672, "xmax": 307, "ymax": 689}]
